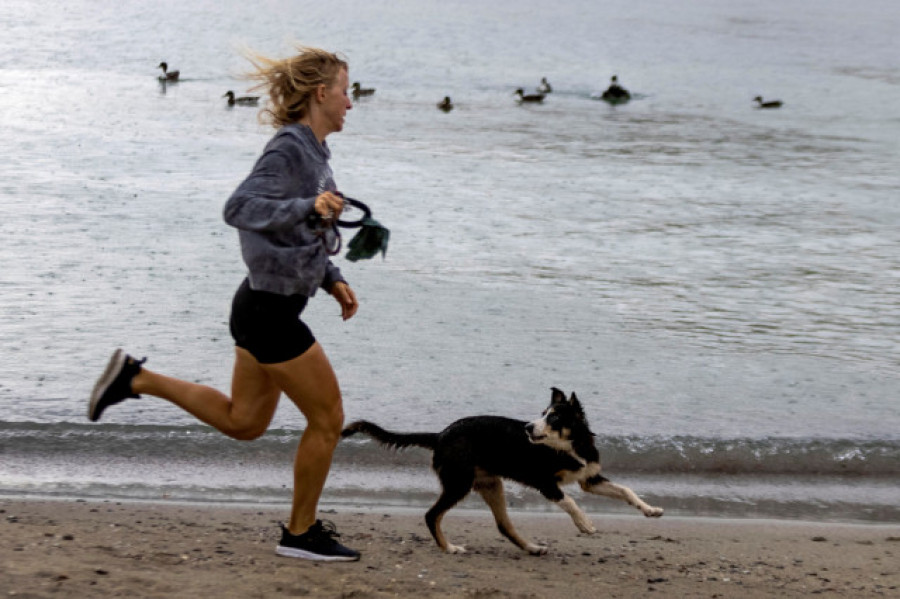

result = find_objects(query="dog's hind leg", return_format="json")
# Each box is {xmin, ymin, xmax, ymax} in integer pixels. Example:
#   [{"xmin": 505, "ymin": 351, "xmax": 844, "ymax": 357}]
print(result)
[
  {"xmin": 474, "ymin": 473, "xmax": 547, "ymax": 555},
  {"xmin": 581, "ymin": 475, "xmax": 664, "ymax": 517},
  {"xmin": 425, "ymin": 467, "xmax": 474, "ymax": 554}
]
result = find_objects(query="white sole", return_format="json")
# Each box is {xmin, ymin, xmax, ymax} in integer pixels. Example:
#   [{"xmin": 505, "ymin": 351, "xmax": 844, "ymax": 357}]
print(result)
[
  {"xmin": 88, "ymin": 348, "xmax": 126, "ymax": 421},
  {"xmin": 275, "ymin": 545, "xmax": 359, "ymax": 562}
]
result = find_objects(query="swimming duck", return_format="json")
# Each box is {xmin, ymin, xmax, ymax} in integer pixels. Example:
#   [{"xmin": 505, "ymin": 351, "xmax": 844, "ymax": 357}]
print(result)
[
  {"xmin": 157, "ymin": 62, "xmax": 180, "ymax": 82},
  {"xmin": 537, "ymin": 77, "xmax": 553, "ymax": 94},
  {"xmin": 352, "ymin": 82, "xmax": 375, "ymax": 98},
  {"xmin": 753, "ymin": 96, "xmax": 783, "ymax": 109},
  {"xmin": 223, "ymin": 91, "xmax": 260, "ymax": 106},
  {"xmin": 600, "ymin": 75, "xmax": 630, "ymax": 105},
  {"xmin": 437, "ymin": 96, "xmax": 454, "ymax": 112},
  {"xmin": 514, "ymin": 88, "xmax": 545, "ymax": 103}
]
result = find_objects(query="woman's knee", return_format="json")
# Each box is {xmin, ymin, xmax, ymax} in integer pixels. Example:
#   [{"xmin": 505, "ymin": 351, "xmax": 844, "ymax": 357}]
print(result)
[
  {"xmin": 227, "ymin": 421, "xmax": 269, "ymax": 441},
  {"xmin": 222, "ymin": 408, "xmax": 274, "ymax": 441},
  {"xmin": 307, "ymin": 404, "xmax": 344, "ymax": 445}
]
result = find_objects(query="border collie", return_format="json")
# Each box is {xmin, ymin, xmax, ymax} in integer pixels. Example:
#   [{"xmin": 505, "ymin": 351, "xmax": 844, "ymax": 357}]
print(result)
[{"xmin": 341, "ymin": 387, "xmax": 663, "ymax": 555}]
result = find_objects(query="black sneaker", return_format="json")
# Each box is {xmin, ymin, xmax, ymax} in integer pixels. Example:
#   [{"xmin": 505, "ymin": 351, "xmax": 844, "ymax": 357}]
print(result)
[
  {"xmin": 275, "ymin": 520, "xmax": 360, "ymax": 562},
  {"xmin": 88, "ymin": 349, "xmax": 146, "ymax": 422}
]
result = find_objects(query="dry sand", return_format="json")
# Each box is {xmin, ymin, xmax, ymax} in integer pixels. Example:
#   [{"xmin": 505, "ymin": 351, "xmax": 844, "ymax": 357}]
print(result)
[{"xmin": 2, "ymin": 499, "xmax": 898, "ymax": 598}]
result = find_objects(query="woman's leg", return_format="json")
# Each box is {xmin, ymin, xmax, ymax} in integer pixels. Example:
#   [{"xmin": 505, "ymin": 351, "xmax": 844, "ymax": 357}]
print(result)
[
  {"xmin": 261, "ymin": 342, "xmax": 344, "ymax": 535},
  {"xmin": 129, "ymin": 339, "xmax": 343, "ymax": 536},
  {"xmin": 131, "ymin": 347, "xmax": 282, "ymax": 441}
]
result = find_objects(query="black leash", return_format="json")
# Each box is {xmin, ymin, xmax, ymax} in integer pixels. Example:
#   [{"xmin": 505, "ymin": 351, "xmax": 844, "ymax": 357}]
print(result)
[
  {"xmin": 335, "ymin": 196, "xmax": 371, "ymax": 228},
  {"xmin": 308, "ymin": 195, "xmax": 372, "ymax": 256}
]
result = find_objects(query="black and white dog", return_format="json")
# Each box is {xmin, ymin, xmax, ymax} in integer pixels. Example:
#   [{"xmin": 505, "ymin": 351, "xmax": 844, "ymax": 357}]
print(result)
[{"xmin": 341, "ymin": 387, "xmax": 663, "ymax": 555}]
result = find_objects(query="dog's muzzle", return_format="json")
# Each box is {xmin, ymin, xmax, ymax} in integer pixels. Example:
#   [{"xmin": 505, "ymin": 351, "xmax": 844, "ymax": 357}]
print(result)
[{"xmin": 524, "ymin": 422, "xmax": 544, "ymax": 443}]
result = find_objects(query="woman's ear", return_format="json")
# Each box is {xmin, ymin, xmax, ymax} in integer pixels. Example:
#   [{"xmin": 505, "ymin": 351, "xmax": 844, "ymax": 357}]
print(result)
[{"xmin": 314, "ymin": 83, "xmax": 327, "ymax": 103}]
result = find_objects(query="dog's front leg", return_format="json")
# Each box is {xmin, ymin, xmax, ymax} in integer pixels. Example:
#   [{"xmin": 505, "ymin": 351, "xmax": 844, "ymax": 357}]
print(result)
[
  {"xmin": 582, "ymin": 476, "xmax": 664, "ymax": 517},
  {"xmin": 556, "ymin": 494, "xmax": 596, "ymax": 534}
]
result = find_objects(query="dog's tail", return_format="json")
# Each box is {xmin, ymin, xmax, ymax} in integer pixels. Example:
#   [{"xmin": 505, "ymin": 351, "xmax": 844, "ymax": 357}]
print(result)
[{"xmin": 341, "ymin": 420, "xmax": 438, "ymax": 451}]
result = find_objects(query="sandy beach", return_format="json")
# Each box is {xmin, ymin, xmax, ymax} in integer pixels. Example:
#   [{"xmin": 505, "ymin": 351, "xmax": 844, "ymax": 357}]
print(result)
[{"xmin": 2, "ymin": 499, "xmax": 897, "ymax": 598}]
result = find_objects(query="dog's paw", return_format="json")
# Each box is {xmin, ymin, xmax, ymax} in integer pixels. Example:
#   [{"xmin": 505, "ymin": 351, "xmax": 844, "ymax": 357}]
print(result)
[
  {"xmin": 576, "ymin": 522, "xmax": 597, "ymax": 535},
  {"xmin": 445, "ymin": 543, "xmax": 467, "ymax": 554},
  {"xmin": 642, "ymin": 506, "xmax": 664, "ymax": 518},
  {"xmin": 525, "ymin": 543, "xmax": 549, "ymax": 556}
]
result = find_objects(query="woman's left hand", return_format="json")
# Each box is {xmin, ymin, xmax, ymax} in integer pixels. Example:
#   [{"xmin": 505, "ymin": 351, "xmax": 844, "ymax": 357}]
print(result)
[{"xmin": 330, "ymin": 281, "xmax": 358, "ymax": 321}]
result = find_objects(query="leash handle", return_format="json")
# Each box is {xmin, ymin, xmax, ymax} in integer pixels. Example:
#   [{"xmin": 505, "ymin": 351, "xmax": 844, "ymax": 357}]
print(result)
[
  {"xmin": 306, "ymin": 195, "xmax": 371, "ymax": 229},
  {"xmin": 307, "ymin": 194, "xmax": 372, "ymax": 256},
  {"xmin": 335, "ymin": 195, "xmax": 371, "ymax": 228}
]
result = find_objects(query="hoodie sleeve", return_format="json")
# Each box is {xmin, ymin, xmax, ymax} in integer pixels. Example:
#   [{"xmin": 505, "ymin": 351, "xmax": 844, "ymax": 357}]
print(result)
[
  {"xmin": 223, "ymin": 146, "xmax": 317, "ymax": 232},
  {"xmin": 321, "ymin": 261, "xmax": 347, "ymax": 292}
]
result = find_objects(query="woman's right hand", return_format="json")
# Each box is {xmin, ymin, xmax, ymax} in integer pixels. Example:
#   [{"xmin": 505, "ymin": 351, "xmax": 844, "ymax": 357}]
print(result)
[{"xmin": 314, "ymin": 191, "xmax": 344, "ymax": 220}]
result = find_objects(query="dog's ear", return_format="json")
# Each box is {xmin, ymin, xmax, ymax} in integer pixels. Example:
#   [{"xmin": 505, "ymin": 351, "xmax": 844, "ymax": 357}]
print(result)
[
  {"xmin": 569, "ymin": 392, "xmax": 588, "ymax": 422},
  {"xmin": 550, "ymin": 387, "xmax": 567, "ymax": 405}
]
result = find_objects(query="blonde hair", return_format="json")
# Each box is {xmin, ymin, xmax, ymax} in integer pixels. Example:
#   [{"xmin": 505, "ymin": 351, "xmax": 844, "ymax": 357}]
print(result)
[{"xmin": 243, "ymin": 45, "xmax": 348, "ymax": 128}]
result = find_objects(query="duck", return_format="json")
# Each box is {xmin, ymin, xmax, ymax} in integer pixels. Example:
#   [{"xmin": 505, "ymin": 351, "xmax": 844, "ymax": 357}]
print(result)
[
  {"xmin": 514, "ymin": 88, "xmax": 545, "ymax": 103},
  {"xmin": 600, "ymin": 75, "xmax": 630, "ymax": 105},
  {"xmin": 537, "ymin": 77, "xmax": 553, "ymax": 94},
  {"xmin": 351, "ymin": 82, "xmax": 375, "ymax": 98},
  {"xmin": 223, "ymin": 91, "xmax": 260, "ymax": 107},
  {"xmin": 437, "ymin": 96, "xmax": 454, "ymax": 112},
  {"xmin": 157, "ymin": 62, "xmax": 180, "ymax": 82},
  {"xmin": 753, "ymin": 96, "xmax": 783, "ymax": 109}
]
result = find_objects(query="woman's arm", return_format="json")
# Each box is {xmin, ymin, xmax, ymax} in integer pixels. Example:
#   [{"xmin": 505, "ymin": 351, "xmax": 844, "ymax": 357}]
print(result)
[{"xmin": 223, "ymin": 148, "xmax": 317, "ymax": 232}]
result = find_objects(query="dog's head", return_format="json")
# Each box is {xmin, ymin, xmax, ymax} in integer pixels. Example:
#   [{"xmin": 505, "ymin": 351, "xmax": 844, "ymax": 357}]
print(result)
[{"xmin": 524, "ymin": 387, "xmax": 593, "ymax": 451}]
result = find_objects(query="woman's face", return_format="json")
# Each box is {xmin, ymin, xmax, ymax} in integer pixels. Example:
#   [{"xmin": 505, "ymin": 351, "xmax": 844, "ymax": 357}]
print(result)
[{"xmin": 320, "ymin": 68, "xmax": 352, "ymax": 136}]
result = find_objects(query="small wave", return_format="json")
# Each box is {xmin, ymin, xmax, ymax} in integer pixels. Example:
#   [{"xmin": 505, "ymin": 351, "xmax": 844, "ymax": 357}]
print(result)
[
  {"xmin": 598, "ymin": 435, "xmax": 900, "ymax": 477},
  {"xmin": 2, "ymin": 422, "xmax": 897, "ymax": 477},
  {"xmin": 3, "ymin": 421, "xmax": 899, "ymax": 523}
]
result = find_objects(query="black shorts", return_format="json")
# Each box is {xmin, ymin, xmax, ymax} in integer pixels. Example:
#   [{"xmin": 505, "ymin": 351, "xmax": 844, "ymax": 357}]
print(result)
[{"xmin": 229, "ymin": 278, "xmax": 316, "ymax": 364}]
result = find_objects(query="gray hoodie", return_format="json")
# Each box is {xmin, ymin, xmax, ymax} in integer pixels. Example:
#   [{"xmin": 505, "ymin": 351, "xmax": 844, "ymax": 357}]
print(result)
[{"xmin": 223, "ymin": 124, "xmax": 346, "ymax": 297}]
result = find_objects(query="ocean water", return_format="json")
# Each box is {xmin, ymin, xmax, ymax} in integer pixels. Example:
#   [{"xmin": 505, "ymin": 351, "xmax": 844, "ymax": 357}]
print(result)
[{"xmin": 1, "ymin": 0, "xmax": 898, "ymax": 522}]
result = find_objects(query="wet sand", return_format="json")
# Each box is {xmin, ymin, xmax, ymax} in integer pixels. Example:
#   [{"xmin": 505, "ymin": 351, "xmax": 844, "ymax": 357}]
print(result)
[{"xmin": 2, "ymin": 499, "xmax": 898, "ymax": 598}]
